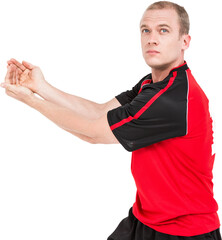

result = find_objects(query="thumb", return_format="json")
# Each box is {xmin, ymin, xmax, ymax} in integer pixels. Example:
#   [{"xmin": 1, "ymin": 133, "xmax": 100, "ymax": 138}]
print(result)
[
  {"xmin": 1, "ymin": 82, "xmax": 15, "ymax": 91},
  {"xmin": 1, "ymin": 82, "xmax": 8, "ymax": 88},
  {"xmin": 22, "ymin": 60, "xmax": 35, "ymax": 70}
]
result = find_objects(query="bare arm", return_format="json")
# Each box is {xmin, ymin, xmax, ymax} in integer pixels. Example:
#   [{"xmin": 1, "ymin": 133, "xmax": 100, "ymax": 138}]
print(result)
[
  {"xmin": 38, "ymin": 82, "xmax": 110, "ymax": 119},
  {"xmin": 27, "ymin": 95, "xmax": 119, "ymax": 144},
  {"xmin": 1, "ymin": 79, "xmax": 120, "ymax": 144},
  {"xmin": 7, "ymin": 58, "xmax": 120, "ymax": 120},
  {"xmin": 61, "ymin": 97, "xmax": 121, "ymax": 143},
  {"xmin": 4, "ymin": 60, "xmax": 121, "ymax": 144}
]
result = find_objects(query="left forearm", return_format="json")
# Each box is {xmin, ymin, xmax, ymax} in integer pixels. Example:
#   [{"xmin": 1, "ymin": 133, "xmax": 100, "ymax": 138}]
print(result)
[
  {"xmin": 1, "ymin": 82, "xmax": 115, "ymax": 144},
  {"xmin": 62, "ymin": 128, "xmax": 96, "ymax": 144},
  {"xmin": 28, "ymin": 95, "xmax": 94, "ymax": 138}
]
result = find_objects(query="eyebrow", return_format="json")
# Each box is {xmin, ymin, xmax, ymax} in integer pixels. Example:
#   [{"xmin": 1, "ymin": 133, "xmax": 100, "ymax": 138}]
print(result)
[{"xmin": 140, "ymin": 24, "xmax": 172, "ymax": 29}]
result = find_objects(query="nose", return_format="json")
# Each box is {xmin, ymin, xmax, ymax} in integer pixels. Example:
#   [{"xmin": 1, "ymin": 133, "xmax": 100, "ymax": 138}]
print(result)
[{"xmin": 147, "ymin": 32, "xmax": 159, "ymax": 45}]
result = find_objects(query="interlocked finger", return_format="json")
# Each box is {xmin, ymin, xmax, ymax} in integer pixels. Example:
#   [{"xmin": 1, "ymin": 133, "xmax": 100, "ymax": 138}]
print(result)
[
  {"xmin": 7, "ymin": 58, "xmax": 26, "ymax": 72},
  {"xmin": 4, "ymin": 66, "xmax": 13, "ymax": 84},
  {"xmin": 12, "ymin": 67, "xmax": 16, "ymax": 85},
  {"xmin": 20, "ymin": 69, "xmax": 30, "ymax": 83},
  {"xmin": 16, "ymin": 68, "xmax": 19, "ymax": 85}
]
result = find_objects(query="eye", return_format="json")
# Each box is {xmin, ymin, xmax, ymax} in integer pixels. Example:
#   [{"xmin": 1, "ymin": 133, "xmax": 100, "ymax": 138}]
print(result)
[
  {"xmin": 142, "ymin": 29, "xmax": 150, "ymax": 33},
  {"xmin": 160, "ymin": 28, "xmax": 168, "ymax": 33}
]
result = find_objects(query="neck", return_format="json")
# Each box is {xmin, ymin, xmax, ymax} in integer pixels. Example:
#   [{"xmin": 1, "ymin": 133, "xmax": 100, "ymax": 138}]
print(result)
[{"xmin": 151, "ymin": 58, "xmax": 184, "ymax": 83}]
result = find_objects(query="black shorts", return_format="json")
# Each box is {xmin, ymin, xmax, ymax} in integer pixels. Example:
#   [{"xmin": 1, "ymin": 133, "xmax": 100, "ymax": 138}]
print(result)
[{"xmin": 107, "ymin": 208, "xmax": 221, "ymax": 240}]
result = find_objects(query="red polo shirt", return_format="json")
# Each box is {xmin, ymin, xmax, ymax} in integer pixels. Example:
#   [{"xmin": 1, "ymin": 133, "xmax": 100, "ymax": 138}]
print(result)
[{"xmin": 107, "ymin": 62, "xmax": 220, "ymax": 236}]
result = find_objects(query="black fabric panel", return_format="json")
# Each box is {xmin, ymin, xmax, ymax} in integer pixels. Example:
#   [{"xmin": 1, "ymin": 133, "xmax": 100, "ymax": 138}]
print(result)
[
  {"xmin": 115, "ymin": 74, "xmax": 151, "ymax": 106},
  {"xmin": 107, "ymin": 71, "xmax": 188, "ymax": 152}
]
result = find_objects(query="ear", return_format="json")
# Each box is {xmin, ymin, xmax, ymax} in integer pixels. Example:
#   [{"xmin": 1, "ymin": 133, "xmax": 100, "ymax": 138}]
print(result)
[{"xmin": 182, "ymin": 34, "xmax": 191, "ymax": 51}]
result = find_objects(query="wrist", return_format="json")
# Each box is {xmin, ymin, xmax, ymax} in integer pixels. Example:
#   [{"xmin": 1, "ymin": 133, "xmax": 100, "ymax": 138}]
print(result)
[
  {"xmin": 36, "ymin": 81, "xmax": 51, "ymax": 97},
  {"xmin": 27, "ymin": 93, "xmax": 43, "ymax": 108}
]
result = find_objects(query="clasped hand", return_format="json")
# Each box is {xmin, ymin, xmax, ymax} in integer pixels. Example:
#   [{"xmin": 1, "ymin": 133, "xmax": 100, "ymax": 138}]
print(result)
[{"xmin": 1, "ymin": 58, "xmax": 46, "ymax": 105}]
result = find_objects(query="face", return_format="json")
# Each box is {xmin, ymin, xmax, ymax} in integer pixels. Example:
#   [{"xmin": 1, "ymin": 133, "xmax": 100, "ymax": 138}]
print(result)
[{"xmin": 140, "ymin": 8, "xmax": 190, "ymax": 70}]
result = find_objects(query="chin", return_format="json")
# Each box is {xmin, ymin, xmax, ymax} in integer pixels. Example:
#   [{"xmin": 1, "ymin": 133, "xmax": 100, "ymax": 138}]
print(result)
[
  {"xmin": 145, "ymin": 59, "xmax": 174, "ymax": 71},
  {"xmin": 146, "ymin": 60, "xmax": 165, "ymax": 69}
]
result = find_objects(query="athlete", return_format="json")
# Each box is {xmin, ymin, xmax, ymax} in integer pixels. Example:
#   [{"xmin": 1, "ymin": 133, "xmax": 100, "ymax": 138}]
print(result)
[{"xmin": 1, "ymin": 1, "xmax": 221, "ymax": 239}]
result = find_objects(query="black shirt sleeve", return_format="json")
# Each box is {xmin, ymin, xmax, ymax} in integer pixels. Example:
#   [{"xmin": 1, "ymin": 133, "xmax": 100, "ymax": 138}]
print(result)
[{"xmin": 107, "ymin": 73, "xmax": 188, "ymax": 152}]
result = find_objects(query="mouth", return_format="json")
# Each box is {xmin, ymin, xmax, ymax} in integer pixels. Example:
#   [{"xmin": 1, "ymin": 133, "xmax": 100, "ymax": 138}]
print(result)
[{"xmin": 146, "ymin": 50, "xmax": 160, "ymax": 54}]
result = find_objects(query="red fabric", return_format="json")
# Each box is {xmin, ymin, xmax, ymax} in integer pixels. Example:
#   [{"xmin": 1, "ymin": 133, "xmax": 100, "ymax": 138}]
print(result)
[
  {"xmin": 138, "ymin": 79, "xmax": 152, "ymax": 94},
  {"xmin": 131, "ymin": 69, "xmax": 220, "ymax": 236}
]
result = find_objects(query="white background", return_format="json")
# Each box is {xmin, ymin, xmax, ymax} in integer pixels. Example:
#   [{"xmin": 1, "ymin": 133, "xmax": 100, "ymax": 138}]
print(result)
[{"xmin": 0, "ymin": 0, "xmax": 221, "ymax": 239}]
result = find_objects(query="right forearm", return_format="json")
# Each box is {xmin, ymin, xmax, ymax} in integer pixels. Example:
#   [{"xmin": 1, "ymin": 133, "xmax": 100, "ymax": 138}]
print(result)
[
  {"xmin": 37, "ymin": 82, "xmax": 104, "ymax": 120},
  {"xmin": 7, "ymin": 59, "xmax": 117, "ymax": 120}
]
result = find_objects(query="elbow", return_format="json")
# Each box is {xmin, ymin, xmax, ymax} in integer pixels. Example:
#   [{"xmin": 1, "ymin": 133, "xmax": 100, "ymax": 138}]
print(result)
[
  {"xmin": 88, "ymin": 137, "xmax": 99, "ymax": 144},
  {"xmin": 88, "ymin": 136, "xmax": 109, "ymax": 144}
]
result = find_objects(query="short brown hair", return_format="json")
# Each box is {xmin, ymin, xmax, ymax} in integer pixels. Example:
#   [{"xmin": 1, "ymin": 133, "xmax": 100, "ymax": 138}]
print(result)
[{"xmin": 146, "ymin": 1, "xmax": 190, "ymax": 36}]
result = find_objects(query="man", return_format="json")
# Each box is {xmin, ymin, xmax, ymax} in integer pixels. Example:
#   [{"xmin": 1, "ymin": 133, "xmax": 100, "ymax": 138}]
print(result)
[{"xmin": 1, "ymin": 1, "xmax": 221, "ymax": 239}]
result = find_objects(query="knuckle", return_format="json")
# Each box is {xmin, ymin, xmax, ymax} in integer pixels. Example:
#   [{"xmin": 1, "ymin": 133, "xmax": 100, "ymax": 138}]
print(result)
[{"xmin": 24, "ymin": 69, "xmax": 29, "ymax": 74}]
